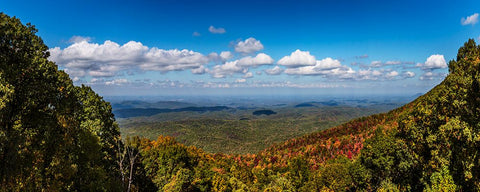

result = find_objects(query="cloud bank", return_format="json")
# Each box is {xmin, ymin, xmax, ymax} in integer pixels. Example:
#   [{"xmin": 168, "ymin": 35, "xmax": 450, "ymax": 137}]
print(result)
[{"xmin": 49, "ymin": 40, "xmax": 209, "ymax": 78}]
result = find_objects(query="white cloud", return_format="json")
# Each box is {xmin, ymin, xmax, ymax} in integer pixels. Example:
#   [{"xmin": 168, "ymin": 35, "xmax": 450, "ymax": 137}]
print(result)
[
  {"xmin": 416, "ymin": 54, "xmax": 447, "ymax": 70},
  {"xmin": 356, "ymin": 69, "xmax": 406, "ymax": 80},
  {"xmin": 243, "ymin": 72, "xmax": 253, "ymax": 78},
  {"xmin": 369, "ymin": 60, "xmax": 406, "ymax": 68},
  {"xmin": 209, "ymin": 25, "xmax": 226, "ymax": 34},
  {"xmin": 208, "ymin": 60, "xmax": 247, "ymax": 78},
  {"xmin": 284, "ymin": 57, "xmax": 355, "ymax": 79},
  {"xmin": 208, "ymin": 51, "xmax": 233, "ymax": 63},
  {"xmin": 142, "ymin": 48, "xmax": 208, "ymax": 71},
  {"xmin": 105, "ymin": 78, "xmax": 128, "ymax": 85},
  {"xmin": 461, "ymin": 13, "xmax": 479, "ymax": 26},
  {"xmin": 265, "ymin": 66, "xmax": 284, "ymax": 75},
  {"xmin": 237, "ymin": 53, "xmax": 274, "ymax": 67},
  {"xmin": 402, "ymin": 71, "xmax": 416, "ymax": 78},
  {"xmin": 89, "ymin": 70, "xmax": 116, "ymax": 77},
  {"xmin": 72, "ymin": 77, "xmax": 80, "ymax": 82},
  {"xmin": 192, "ymin": 31, "xmax": 201, "ymax": 36},
  {"xmin": 90, "ymin": 78, "xmax": 102, "ymax": 83},
  {"xmin": 234, "ymin": 37, "xmax": 264, "ymax": 54},
  {"xmin": 277, "ymin": 50, "xmax": 316, "ymax": 67},
  {"xmin": 63, "ymin": 68, "xmax": 86, "ymax": 78},
  {"xmin": 220, "ymin": 51, "xmax": 234, "ymax": 60},
  {"xmin": 191, "ymin": 65, "xmax": 207, "ymax": 74},
  {"xmin": 385, "ymin": 71, "xmax": 399, "ymax": 79},
  {"xmin": 194, "ymin": 80, "xmax": 342, "ymax": 89},
  {"xmin": 207, "ymin": 53, "xmax": 273, "ymax": 78},
  {"xmin": 235, "ymin": 78, "xmax": 246, "ymax": 83},
  {"xmin": 49, "ymin": 39, "xmax": 209, "ymax": 78},
  {"xmin": 68, "ymin": 36, "xmax": 91, "ymax": 43},
  {"xmin": 356, "ymin": 69, "xmax": 383, "ymax": 80},
  {"xmin": 314, "ymin": 57, "xmax": 342, "ymax": 70},
  {"xmin": 385, "ymin": 61, "xmax": 401, "ymax": 65},
  {"xmin": 370, "ymin": 61, "xmax": 382, "ymax": 67}
]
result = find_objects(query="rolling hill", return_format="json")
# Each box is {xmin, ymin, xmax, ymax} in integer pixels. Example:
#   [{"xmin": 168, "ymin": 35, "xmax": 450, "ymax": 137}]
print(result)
[{"xmin": 119, "ymin": 106, "xmax": 385, "ymax": 154}]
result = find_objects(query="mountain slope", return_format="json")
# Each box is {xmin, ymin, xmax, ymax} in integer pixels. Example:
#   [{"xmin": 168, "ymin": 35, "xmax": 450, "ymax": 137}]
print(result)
[
  {"xmin": 244, "ymin": 39, "xmax": 480, "ymax": 191},
  {"xmin": 125, "ymin": 39, "xmax": 480, "ymax": 191}
]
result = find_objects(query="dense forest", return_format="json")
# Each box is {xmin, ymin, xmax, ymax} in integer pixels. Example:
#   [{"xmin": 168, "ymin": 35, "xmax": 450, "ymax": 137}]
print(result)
[
  {"xmin": 2, "ymin": 12, "xmax": 480, "ymax": 191},
  {"xmin": 119, "ymin": 106, "xmax": 380, "ymax": 154}
]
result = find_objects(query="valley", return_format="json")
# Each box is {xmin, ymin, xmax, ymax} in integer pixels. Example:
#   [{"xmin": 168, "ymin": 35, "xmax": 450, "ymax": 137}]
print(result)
[{"xmin": 114, "ymin": 96, "xmax": 410, "ymax": 154}]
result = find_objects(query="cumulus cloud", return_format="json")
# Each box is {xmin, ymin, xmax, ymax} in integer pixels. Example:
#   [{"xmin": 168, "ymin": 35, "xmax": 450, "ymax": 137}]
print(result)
[
  {"xmin": 208, "ymin": 51, "xmax": 234, "ymax": 63},
  {"xmin": 243, "ymin": 72, "xmax": 253, "ymax": 78},
  {"xmin": 402, "ymin": 71, "xmax": 416, "ymax": 78},
  {"xmin": 416, "ymin": 54, "xmax": 447, "ymax": 70},
  {"xmin": 385, "ymin": 71, "xmax": 399, "ymax": 79},
  {"xmin": 220, "ymin": 51, "xmax": 234, "ymax": 60},
  {"xmin": 209, "ymin": 25, "xmax": 226, "ymax": 34},
  {"xmin": 207, "ymin": 53, "xmax": 273, "ymax": 78},
  {"xmin": 277, "ymin": 50, "xmax": 316, "ymax": 67},
  {"xmin": 237, "ymin": 53, "xmax": 274, "ymax": 67},
  {"xmin": 234, "ymin": 37, "xmax": 264, "ymax": 54},
  {"xmin": 192, "ymin": 31, "xmax": 201, "ymax": 36},
  {"xmin": 461, "ymin": 13, "xmax": 479, "ymax": 26},
  {"xmin": 191, "ymin": 65, "xmax": 207, "ymax": 74},
  {"xmin": 356, "ymin": 69, "xmax": 383, "ymax": 80},
  {"xmin": 264, "ymin": 66, "xmax": 284, "ymax": 75},
  {"xmin": 314, "ymin": 57, "xmax": 343, "ymax": 69},
  {"xmin": 284, "ymin": 57, "xmax": 355, "ymax": 79},
  {"xmin": 208, "ymin": 60, "xmax": 247, "ymax": 78},
  {"xmin": 49, "ymin": 40, "xmax": 209, "ymax": 78}
]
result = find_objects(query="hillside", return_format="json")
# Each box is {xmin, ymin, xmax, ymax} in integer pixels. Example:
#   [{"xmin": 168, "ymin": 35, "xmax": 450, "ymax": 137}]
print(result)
[
  {"xmin": 123, "ymin": 40, "xmax": 480, "ymax": 191},
  {"xmin": 119, "ymin": 106, "xmax": 386, "ymax": 154},
  {"xmin": 225, "ymin": 39, "xmax": 480, "ymax": 191}
]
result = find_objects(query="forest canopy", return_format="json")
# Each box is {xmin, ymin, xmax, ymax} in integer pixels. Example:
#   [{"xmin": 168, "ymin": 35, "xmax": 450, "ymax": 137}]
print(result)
[{"xmin": 0, "ymin": 13, "xmax": 122, "ymax": 191}]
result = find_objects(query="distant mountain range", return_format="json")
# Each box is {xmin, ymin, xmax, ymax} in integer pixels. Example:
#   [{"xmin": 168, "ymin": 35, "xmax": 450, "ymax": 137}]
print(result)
[{"xmin": 114, "ymin": 106, "xmax": 231, "ymax": 118}]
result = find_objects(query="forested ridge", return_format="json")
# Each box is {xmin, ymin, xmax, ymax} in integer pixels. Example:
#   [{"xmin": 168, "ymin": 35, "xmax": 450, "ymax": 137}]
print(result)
[{"xmin": 2, "ymin": 12, "xmax": 480, "ymax": 191}]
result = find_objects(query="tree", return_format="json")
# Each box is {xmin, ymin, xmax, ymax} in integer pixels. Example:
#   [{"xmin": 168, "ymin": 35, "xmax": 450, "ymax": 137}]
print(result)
[{"xmin": 0, "ymin": 13, "xmax": 122, "ymax": 191}]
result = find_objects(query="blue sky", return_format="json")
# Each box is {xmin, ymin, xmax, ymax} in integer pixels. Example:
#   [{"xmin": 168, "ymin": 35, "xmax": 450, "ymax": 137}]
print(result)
[{"xmin": 3, "ymin": 0, "xmax": 480, "ymax": 96}]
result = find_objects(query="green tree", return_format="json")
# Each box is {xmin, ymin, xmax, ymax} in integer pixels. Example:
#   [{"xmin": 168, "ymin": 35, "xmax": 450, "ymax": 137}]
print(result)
[{"xmin": 0, "ymin": 13, "xmax": 122, "ymax": 191}]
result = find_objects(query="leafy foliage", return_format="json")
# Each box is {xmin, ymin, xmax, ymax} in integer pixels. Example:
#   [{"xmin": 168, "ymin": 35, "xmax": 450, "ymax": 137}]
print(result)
[
  {"xmin": 0, "ymin": 13, "xmax": 122, "ymax": 191},
  {"xmin": 120, "ymin": 106, "xmax": 381, "ymax": 154}
]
